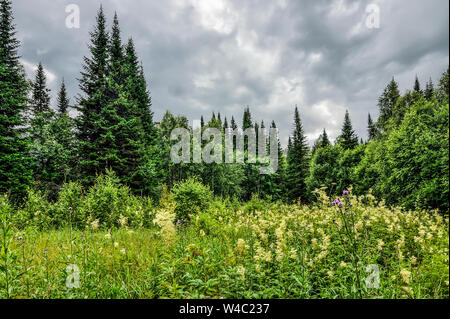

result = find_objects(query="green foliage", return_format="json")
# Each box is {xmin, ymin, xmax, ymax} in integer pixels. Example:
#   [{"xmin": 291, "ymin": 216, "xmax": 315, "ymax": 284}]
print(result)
[
  {"xmin": 83, "ymin": 170, "xmax": 148, "ymax": 229},
  {"xmin": 286, "ymin": 107, "xmax": 309, "ymax": 203},
  {"xmin": 377, "ymin": 77, "xmax": 400, "ymax": 132},
  {"xmin": 307, "ymin": 145, "xmax": 341, "ymax": 197},
  {"xmin": 338, "ymin": 110, "xmax": 359, "ymax": 150},
  {"xmin": 0, "ymin": 0, "xmax": 32, "ymax": 203},
  {"xmin": 171, "ymin": 178, "xmax": 213, "ymax": 221},
  {"xmin": 1, "ymin": 191, "xmax": 448, "ymax": 299},
  {"xmin": 380, "ymin": 99, "xmax": 449, "ymax": 211}
]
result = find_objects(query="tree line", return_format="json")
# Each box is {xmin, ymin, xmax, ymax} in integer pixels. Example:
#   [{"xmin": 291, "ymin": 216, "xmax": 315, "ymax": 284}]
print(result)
[{"xmin": 1, "ymin": 2, "xmax": 448, "ymax": 212}]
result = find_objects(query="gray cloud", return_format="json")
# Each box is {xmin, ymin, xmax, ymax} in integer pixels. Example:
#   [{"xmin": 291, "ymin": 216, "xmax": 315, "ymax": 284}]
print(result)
[{"xmin": 12, "ymin": 0, "xmax": 449, "ymax": 146}]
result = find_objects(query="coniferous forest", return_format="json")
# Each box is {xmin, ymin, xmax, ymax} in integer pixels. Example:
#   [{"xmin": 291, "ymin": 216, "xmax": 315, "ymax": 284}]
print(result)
[{"xmin": 0, "ymin": 1, "xmax": 448, "ymax": 300}]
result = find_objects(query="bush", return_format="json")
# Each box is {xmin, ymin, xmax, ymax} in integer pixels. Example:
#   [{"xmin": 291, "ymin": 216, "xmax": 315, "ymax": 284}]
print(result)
[
  {"xmin": 53, "ymin": 181, "xmax": 85, "ymax": 228},
  {"xmin": 83, "ymin": 170, "xmax": 147, "ymax": 229},
  {"xmin": 13, "ymin": 188, "xmax": 53, "ymax": 229},
  {"xmin": 171, "ymin": 178, "xmax": 213, "ymax": 221}
]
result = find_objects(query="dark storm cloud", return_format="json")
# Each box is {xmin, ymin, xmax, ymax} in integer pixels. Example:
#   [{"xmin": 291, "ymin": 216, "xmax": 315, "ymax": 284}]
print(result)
[{"xmin": 12, "ymin": 0, "xmax": 449, "ymax": 146}]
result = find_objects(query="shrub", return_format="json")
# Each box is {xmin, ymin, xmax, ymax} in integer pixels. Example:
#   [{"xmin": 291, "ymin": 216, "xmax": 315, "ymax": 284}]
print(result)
[
  {"xmin": 171, "ymin": 178, "xmax": 213, "ymax": 221},
  {"xmin": 83, "ymin": 170, "xmax": 147, "ymax": 229},
  {"xmin": 53, "ymin": 181, "xmax": 85, "ymax": 228},
  {"xmin": 12, "ymin": 188, "xmax": 53, "ymax": 229}
]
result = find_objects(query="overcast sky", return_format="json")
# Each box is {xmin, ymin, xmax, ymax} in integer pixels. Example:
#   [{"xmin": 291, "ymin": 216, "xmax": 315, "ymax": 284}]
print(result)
[{"xmin": 12, "ymin": 0, "xmax": 449, "ymax": 146}]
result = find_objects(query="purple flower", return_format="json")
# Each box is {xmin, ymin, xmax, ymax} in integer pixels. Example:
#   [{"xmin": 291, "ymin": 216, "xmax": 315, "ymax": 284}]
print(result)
[
  {"xmin": 68, "ymin": 207, "xmax": 73, "ymax": 211},
  {"xmin": 343, "ymin": 190, "xmax": 349, "ymax": 195},
  {"xmin": 18, "ymin": 236, "xmax": 23, "ymax": 240},
  {"xmin": 338, "ymin": 202, "xmax": 343, "ymax": 208}
]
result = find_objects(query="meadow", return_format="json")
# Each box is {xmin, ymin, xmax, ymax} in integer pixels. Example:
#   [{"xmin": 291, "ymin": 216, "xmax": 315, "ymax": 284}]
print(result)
[{"xmin": 0, "ymin": 175, "xmax": 448, "ymax": 299}]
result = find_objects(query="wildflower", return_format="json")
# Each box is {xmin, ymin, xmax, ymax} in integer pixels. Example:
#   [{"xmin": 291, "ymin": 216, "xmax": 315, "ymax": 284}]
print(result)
[
  {"xmin": 200, "ymin": 229, "xmax": 206, "ymax": 236},
  {"xmin": 410, "ymin": 256, "xmax": 417, "ymax": 264},
  {"xmin": 289, "ymin": 248, "xmax": 297, "ymax": 260},
  {"xmin": 401, "ymin": 286, "xmax": 412, "ymax": 294},
  {"xmin": 377, "ymin": 239, "xmax": 385, "ymax": 251},
  {"xmin": 114, "ymin": 242, "xmax": 119, "ymax": 248},
  {"xmin": 236, "ymin": 238, "xmax": 249, "ymax": 256},
  {"xmin": 118, "ymin": 215, "xmax": 128, "ymax": 228},
  {"xmin": 237, "ymin": 265, "xmax": 246, "ymax": 281},
  {"xmin": 104, "ymin": 233, "xmax": 112, "ymax": 240},
  {"xmin": 340, "ymin": 261, "xmax": 347, "ymax": 268},
  {"xmin": 327, "ymin": 270, "xmax": 334, "ymax": 277},
  {"xmin": 91, "ymin": 219, "xmax": 100, "ymax": 231},
  {"xmin": 18, "ymin": 235, "xmax": 23, "ymax": 240},
  {"xmin": 68, "ymin": 207, "xmax": 73, "ymax": 211},
  {"xmin": 343, "ymin": 190, "xmax": 349, "ymax": 195},
  {"xmin": 400, "ymin": 269, "xmax": 411, "ymax": 284},
  {"xmin": 153, "ymin": 209, "xmax": 176, "ymax": 246},
  {"xmin": 120, "ymin": 248, "xmax": 126, "ymax": 255}
]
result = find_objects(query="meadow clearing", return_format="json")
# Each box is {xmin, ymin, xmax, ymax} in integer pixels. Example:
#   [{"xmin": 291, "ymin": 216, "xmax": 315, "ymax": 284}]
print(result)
[{"xmin": 0, "ymin": 176, "xmax": 448, "ymax": 299}]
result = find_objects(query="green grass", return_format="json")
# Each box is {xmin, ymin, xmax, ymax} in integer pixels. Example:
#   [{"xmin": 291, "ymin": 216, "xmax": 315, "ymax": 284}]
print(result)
[{"xmin": 1, "ymin": 191, "xmax": 449, "ymax": 299}]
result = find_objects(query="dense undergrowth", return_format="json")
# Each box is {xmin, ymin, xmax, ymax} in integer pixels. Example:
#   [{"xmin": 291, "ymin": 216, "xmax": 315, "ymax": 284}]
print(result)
[{"xmin": 0, "ymin": 174, "xmax": 448, "ymax": 299}]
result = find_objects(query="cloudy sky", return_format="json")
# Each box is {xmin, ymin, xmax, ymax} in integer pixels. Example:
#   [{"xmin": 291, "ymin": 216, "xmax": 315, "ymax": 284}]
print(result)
[{"xmin": 12, "ymin": 0, "xmax": 449, "ymax": 146}]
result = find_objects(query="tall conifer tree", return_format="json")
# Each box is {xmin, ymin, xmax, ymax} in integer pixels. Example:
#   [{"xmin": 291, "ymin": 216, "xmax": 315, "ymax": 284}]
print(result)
[
  {"xmin": 377, "ymin": 77, "xmax": 400, "ymax": 132},
  {"xmin": 0, "ymin": 0, "xmax": 32, "ymax": 201},
  {"xmin": 338, "ymin": 110, "xmax": 358, "ymax": 150},
  {"xmin": 76, "ymin": 6, "xmax": 109, "ymax": 184},
  {"xmin": 286, "ymin": 106, "xmax": 309, "ymax": 202}
]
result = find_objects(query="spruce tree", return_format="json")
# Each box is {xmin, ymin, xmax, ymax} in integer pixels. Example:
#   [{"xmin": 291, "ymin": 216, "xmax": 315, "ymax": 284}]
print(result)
[
  {"xmin": 424, "ymin": 78, "xmax": 434, "ymax": 100},
  {"xmin": 414, "ymin": 75, "xmax": 422, "ymax": 94},
  {"xmin": 338, "ymin": 110, "xmax": 358, "ymax": 150},
  {"xmin": 319, "ymin": 129, "xmax": 331, "ymax": 148},
  {"xmin": 286, "ymin": 106, "xmax": 309, "ymax": 202},
  {"xmin": 231, "ymin": 116, "xmax": 237, "ymax": 130},
  {"xmin": 367, "ymin": 113, "xmax": 377, "ymax": 141},
  {"xmin": 311, "ymin": 129, "xmax": 331, "ymax": 155},
  {"xmin": 377, "ymin": 77, "xmax": 400, "ymax": 132},
  {"xmin": 31, "ymin": 62, "xmax": 51, "ymax": 114},
  {"xmin": 57, "ymin": 78, "xmax": 70, "ymax": 115},
  {"xmin": 105, "ymin": 14, "xmax": 149, "ymax": 191},
  {"xmin": 0, "ymin": 0, "xmax": 32, "ymax": 201},
  {"xmin": 223, "ymin": 117, "xmax": 228, "ymax": 130},
  {"xmin": 437, "ymin": 67, "xmax": 449, "ymax": 101},
  {"xmin": 76, "ymin": 5, "xmax": 109, "ymax": 184}
]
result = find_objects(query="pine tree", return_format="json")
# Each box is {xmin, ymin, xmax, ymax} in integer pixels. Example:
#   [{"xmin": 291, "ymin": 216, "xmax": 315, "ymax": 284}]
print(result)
[
  {"xmin": 223, "ymin": 117, "xmax": 228, "ymax": 130},
  {"xmin": 200, "ymin": 116, "xmax": 205, "ymax": 128},
  {"xmin": 377, "ymin": 77, "xmax": 400, "ymax": 132},
  {"xmin": 424, "ymin": 78, "xmax": 434, "ymax": 100},
  {"xmin": 320, "ymin": 129, "xmax": 331, "ymax": 148},
  {"xmin": 104, "ymin": 14, "xmax": 150, "ymax": 191},
  {"xmin": 269, "ymin": 120, "xmax": 287, "ymax": 201},
  {"xmin": 286, "ymin": 106, "xmax": 309, "ymax": 202},
  {"xmin": 57, "ymin": 78, "xmax": 70, "ymax": 115},
  {"xmin": 124, "ymin": 39, "xmax": 154, "ymax": 146},
  {"xmin": 0, "ymin": 0, "xmax": 32, "ymax": 201},
  {"xmin": 367, "ymin": 113, "xmax": 377, "ymax": 141},
  {"xmin": 311, "ymin": 129, "xmax": 331, "ymax": 155},
  {"xmin": 76, "ymin": 5, "xmax": 110, "ymax": 184},
  {"xmin": 414, "ymin": 75, "xmax": 422, "ymax": 94},
  {"xmin": 31, "ymin": 62, "xmax": 51, "ymax": 114},
  {"xmin": 231, "ymin": 116, "xmax": 237, "ymax": 130},
  {"xmin": 242, "ymin": 107, "xmax": 253, "ymax": 131},
  {"xmin": 437, "ymin": 67, "xmax": 449, "ymax": 101},
  {"xmin": 338, "ymin": 110, "xmax": 358, "ymax": 150}
]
